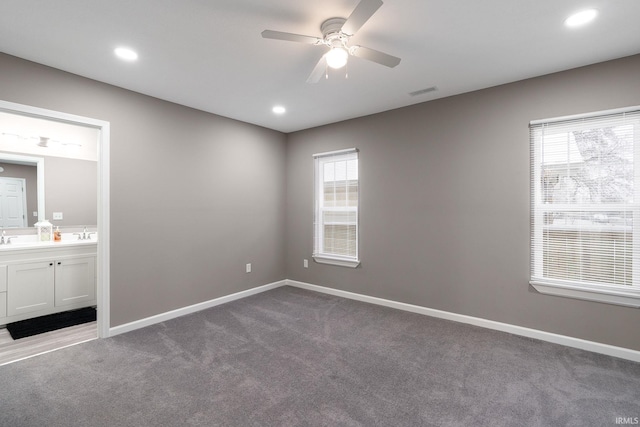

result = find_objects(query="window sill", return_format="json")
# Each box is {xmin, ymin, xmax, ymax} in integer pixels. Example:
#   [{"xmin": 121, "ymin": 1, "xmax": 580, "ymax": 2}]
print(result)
[
  {"xmin": 313, "ymin": 255, "xmax": 360, "ymax": 268},
  {"xmin": 530, "ymin": 280, "xmax": 640, "ymax": 308}
]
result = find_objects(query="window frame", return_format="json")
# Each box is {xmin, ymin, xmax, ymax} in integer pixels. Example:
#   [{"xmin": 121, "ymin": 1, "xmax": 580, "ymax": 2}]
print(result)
[
  {"xmin": 313, "ymin": 148, "xmax": 360, "ymax": 268},
  {"xmin": 530, "ymin": 106, "xmax": 640, "ymax": 308}
]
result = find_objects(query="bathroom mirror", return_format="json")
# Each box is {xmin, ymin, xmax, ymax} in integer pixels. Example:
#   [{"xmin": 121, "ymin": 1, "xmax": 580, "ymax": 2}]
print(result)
[
  {"xmin": 0, "ymin": 153, "xmax": 44, "ymax": 227},
  {"xmin": 0, "ymin": 111, "xmax": 98, "ymax": 229}
]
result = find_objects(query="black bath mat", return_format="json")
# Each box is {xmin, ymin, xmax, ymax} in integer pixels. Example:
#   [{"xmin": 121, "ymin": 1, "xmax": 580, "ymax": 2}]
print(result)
[{"xmin": 6, "ymin": 307, "xmax": 96, "ymax": 340}]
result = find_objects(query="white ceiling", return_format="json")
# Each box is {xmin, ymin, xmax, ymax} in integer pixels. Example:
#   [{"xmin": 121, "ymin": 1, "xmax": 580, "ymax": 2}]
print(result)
[{"xmin": 1, "ymin": 0, "xmax": 639, "ymax": 133}]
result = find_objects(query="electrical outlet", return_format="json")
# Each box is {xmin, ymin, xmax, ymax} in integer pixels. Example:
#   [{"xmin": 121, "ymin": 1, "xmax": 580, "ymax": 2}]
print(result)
[
  {"xmin": 246, "ymin": 263, "xmax": 252, "ymax": 273},
  {"xmin": 304, "ymin": 259, "xmax": 309, "ymax": 268},
  {"xmin": 53, "ymin": 212, "xmax": 63, "ymax": 220}
]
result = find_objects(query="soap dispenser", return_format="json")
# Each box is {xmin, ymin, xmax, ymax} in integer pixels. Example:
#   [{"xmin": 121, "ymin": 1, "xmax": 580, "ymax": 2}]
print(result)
[
  {"xmin": 54, "ymin": 226, "xmax": 62, "ymax": 242},
  {"xmin": 35, "ymin": 219, "xmax": 53, "ymax": 242}
]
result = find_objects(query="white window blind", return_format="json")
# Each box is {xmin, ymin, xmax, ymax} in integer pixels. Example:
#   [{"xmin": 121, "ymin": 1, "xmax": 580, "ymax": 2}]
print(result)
[
  {"xmin": 530, "ymin": 107, "xmax": 640, "ymax": 304},
  {"xmin": 313, "ymin": 148, "xmax": 359, "ymax": 268}
]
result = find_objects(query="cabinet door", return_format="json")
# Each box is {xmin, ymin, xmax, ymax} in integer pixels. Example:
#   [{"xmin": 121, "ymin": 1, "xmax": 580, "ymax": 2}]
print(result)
[
  {"xmin": 0, "ymin": 292, "xmax": 6, "ymax": 318},
  {"xmin": 7, "ymin": 261, "xmax": 55, "ymax": 316},
  {"xmin": 54, "ymin": 256, "xmax": 96, "ymax": 307}
]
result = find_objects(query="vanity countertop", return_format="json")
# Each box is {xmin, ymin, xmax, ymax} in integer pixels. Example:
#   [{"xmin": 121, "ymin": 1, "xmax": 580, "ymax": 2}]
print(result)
[
  {"xmin": 0, "ymin": 240, "xmax": 97, "ymax": 251},
  {"xmin": 0, "ymin": 234, "xmax": 98, "ymax": 252}
]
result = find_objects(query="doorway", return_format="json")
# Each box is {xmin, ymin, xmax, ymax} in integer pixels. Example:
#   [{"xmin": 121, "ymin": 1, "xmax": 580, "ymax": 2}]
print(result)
[{"xmin": 0, "ymin": 100, "xmax": 110, "ymax": 350}]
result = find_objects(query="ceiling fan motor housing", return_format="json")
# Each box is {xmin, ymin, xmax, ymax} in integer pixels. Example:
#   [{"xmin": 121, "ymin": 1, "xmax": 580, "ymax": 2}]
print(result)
[
  {"xmin": 321, "ymin": 18, "xmax": 347, "ymax": 37},
  {"xmin": 321, "ymin": 18, "xmax": 350, "ymax": 49}
]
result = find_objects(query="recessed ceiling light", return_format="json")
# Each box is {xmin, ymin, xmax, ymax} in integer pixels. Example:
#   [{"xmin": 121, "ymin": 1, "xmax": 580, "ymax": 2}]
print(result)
[
  {"xmin": 565, "ymin": 9, "xmax": 598, "ymax": 28},
  {"xmin": 272, "ymin": 106, "xmax": 286, "ymax": 114},
  {"xmin": 114, "ymin": 47, "xmax": 138, "ymax": 61}
]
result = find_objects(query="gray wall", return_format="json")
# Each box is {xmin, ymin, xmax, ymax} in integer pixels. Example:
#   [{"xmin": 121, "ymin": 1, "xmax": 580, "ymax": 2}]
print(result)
[
  {"xmin": 285, "ymin": 54, "xmax": 640, "ymax": 351},
  {"xmin": 45, "ymin": 156, "xmax": 97, "ymax": 227},
  {"xmin": 2, "ymin": 50, "xmax": 639, "ymax": 352},
  {"xmin": 0, "ymin": 157, "xmax": 97, "ymax": 227},
  {"xmin": 0, "ymin": 53, "xmax": 287, "ymax": 326}
]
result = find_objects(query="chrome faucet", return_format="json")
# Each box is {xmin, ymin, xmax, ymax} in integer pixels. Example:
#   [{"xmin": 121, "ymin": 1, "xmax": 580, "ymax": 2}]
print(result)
[
  {"xmin": 74, "ymin": 226, "xmax": 95, "ymax": 240},
  {"xmin": 74, "ymin": 227, "xmax": 86, "ymax": 240},
  {"xmin": 0, "ymin": 230, "xmax": 16, "ymax": 245}
]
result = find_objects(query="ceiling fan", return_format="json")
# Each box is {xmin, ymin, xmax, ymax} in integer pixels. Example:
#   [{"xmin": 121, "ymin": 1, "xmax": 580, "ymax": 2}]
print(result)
[{"xmin": 262, "ymin": 0, "xmax": 401, "ymax": 83}]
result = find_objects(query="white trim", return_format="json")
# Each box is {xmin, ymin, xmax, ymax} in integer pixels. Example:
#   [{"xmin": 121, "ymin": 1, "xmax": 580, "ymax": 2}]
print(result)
[
  {"xmin": 285, "ymin": 279, "xmax": 640, "ymax": 363},
  {"xmin": 312, "ymin": 147, "xmax": 358, "ymax": 158},
  {"xmin": 102, "ymin": 277, "xmax": 640, "ymax": 362},
  {"xmin": 17, "ymin": 177, "xmax": 28, "ymax": 227},
  {"xmin": 313, "ymin": 150, "xmax": 359, "ymax": 262},
  {"xmin": 0, "ymin": 100, "xmax": 111, "ymax": 339},
  {"xmin": 530, "ymin": 105, "xmax": 640, "ymax": 126},
  {"xmin": 530, "ymin": 107, "xmax": 640, "ymax": 306},
  {"xmin": 0, "ymin": 100, "xmax": 109, "ymax": 128},
  {"xmin": 313, "ymin": 255, "xmax": 360, "ymax": 268},
  {"xmin": 0, "ymin": 336, "xmax": 97, "ymax": 367},
  {"xmin": 530, "ymin": 281, "xmax": 640, "ymax": 308},
  {"xmin": 96, "ymin": 124, "xmax": 110, "ymax": 338},
  {"xmin": 108, "ymin": 280, "xmax": 286, "ymax": 337}
]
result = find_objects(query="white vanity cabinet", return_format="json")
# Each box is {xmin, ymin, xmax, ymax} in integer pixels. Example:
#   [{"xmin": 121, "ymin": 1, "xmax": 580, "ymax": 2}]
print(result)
[
  {"xmin": 0, "ymin": 266, "xmax": 6, "ymax": 318},
  {"xmin": 7, "ymin": 261, "xmax": 55, "ymax": 317},
  {"xmin": 0, "ymin": 242, "xmax": 96, "ymax": 325},
  {"xmin": 54, "ymin": 256, "xmax": 96, "ymax": 308}
]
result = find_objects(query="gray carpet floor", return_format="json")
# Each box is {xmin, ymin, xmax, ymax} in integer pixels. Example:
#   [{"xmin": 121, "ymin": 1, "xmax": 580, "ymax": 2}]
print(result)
[{"xmin": 0, "ymin": 286, "xmax": 638, "ymax": 426}]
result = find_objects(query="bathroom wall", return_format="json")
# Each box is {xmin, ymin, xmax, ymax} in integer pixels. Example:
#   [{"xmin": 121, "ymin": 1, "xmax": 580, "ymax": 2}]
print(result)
[
  {"xmin": 0, "ymin": 155, "xmax": 96, "ymax": 228},
  {"xmin": 0, "ymin": 53, "xmax": 287, "ymax": 326},
  {"xmin": 44, "ymin": 156, "xmax": 97, "ymax": 227},
  {"xmin": 285, "ymin": 54, "xmax": 640, "ymax": 351}
]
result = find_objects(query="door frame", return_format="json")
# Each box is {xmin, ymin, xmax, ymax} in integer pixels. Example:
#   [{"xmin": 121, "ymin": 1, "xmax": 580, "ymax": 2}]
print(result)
[{"xmin": 0, "ymin": 100, "xmax": 111, "ymax": 338}]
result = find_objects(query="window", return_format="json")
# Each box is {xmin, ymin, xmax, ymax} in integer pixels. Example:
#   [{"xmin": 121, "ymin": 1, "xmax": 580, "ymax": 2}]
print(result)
[
  {"xmin": 530, "ymin": 106, "xmax": 640, "ymax": 307},
  {"xmin": 313, "ymin": 148, "xmax": 360, "ymax": 268}
]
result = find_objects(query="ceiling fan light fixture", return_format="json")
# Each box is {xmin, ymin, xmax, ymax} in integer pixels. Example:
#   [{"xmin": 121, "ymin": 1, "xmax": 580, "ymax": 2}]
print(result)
[
  {"xmin": 261, "ymin": 0, "xmax": 400, "ymax": 82},
  {"xmin": 326, "ymin": 47, "xmax": 348, "ymax": 69}
]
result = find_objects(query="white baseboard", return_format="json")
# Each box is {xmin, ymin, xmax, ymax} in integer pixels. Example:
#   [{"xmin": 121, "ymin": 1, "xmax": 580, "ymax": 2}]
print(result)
[
  {"xmin": 108, "ymin": 280, "xmax": 286, "ymax": 337},
  {"xmin": 285, "ymin": 279, "xmax": 640, "ymax": 363},
  {"xmin": 106, "ymin": 277, "xmax": 640, "ymax": 363}
]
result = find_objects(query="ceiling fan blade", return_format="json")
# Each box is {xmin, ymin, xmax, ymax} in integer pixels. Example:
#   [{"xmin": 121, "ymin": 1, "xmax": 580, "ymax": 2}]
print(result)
[
  {"xmin": 261, "ymin": 30, "xmax": 322, "ymax": 45},
  {"xmin": 351, "ymin": 46, "xmax": 401, "ymax": 68},
  {"xmin": 341, "ymin": 0, "xmax": 383, "ymax": 35},
  {"xmin": 306, "ymin": 55, "xmax": 327, "ymax": 84}
]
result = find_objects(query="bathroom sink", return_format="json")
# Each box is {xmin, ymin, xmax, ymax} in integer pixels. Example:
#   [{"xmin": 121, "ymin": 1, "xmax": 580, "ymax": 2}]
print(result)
[{"xmin": 0, "ymin": 234, "xmax": 98, "ymax": 250}]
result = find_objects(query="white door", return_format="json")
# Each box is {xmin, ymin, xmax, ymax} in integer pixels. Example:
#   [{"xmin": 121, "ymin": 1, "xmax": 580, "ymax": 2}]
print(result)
[{"xmin": 0, "ymin": 177, "xmax": 27, "ymax": 228}]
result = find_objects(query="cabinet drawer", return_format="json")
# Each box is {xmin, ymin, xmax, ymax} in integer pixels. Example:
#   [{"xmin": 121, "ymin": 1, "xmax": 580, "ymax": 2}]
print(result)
[
  {"xmin": 0, "ymin": 292, "xmax": 6, "ymax": 318},
  {"xmin": 0, "ymin": 265, "xmax": 6, "ymax": 293}
]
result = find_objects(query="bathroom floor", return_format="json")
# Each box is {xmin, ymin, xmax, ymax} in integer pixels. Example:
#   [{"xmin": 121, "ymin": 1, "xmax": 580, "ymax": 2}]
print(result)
[{"xmin": 0, "ymin": 322, "xmax": 97, "ymax": 365}]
